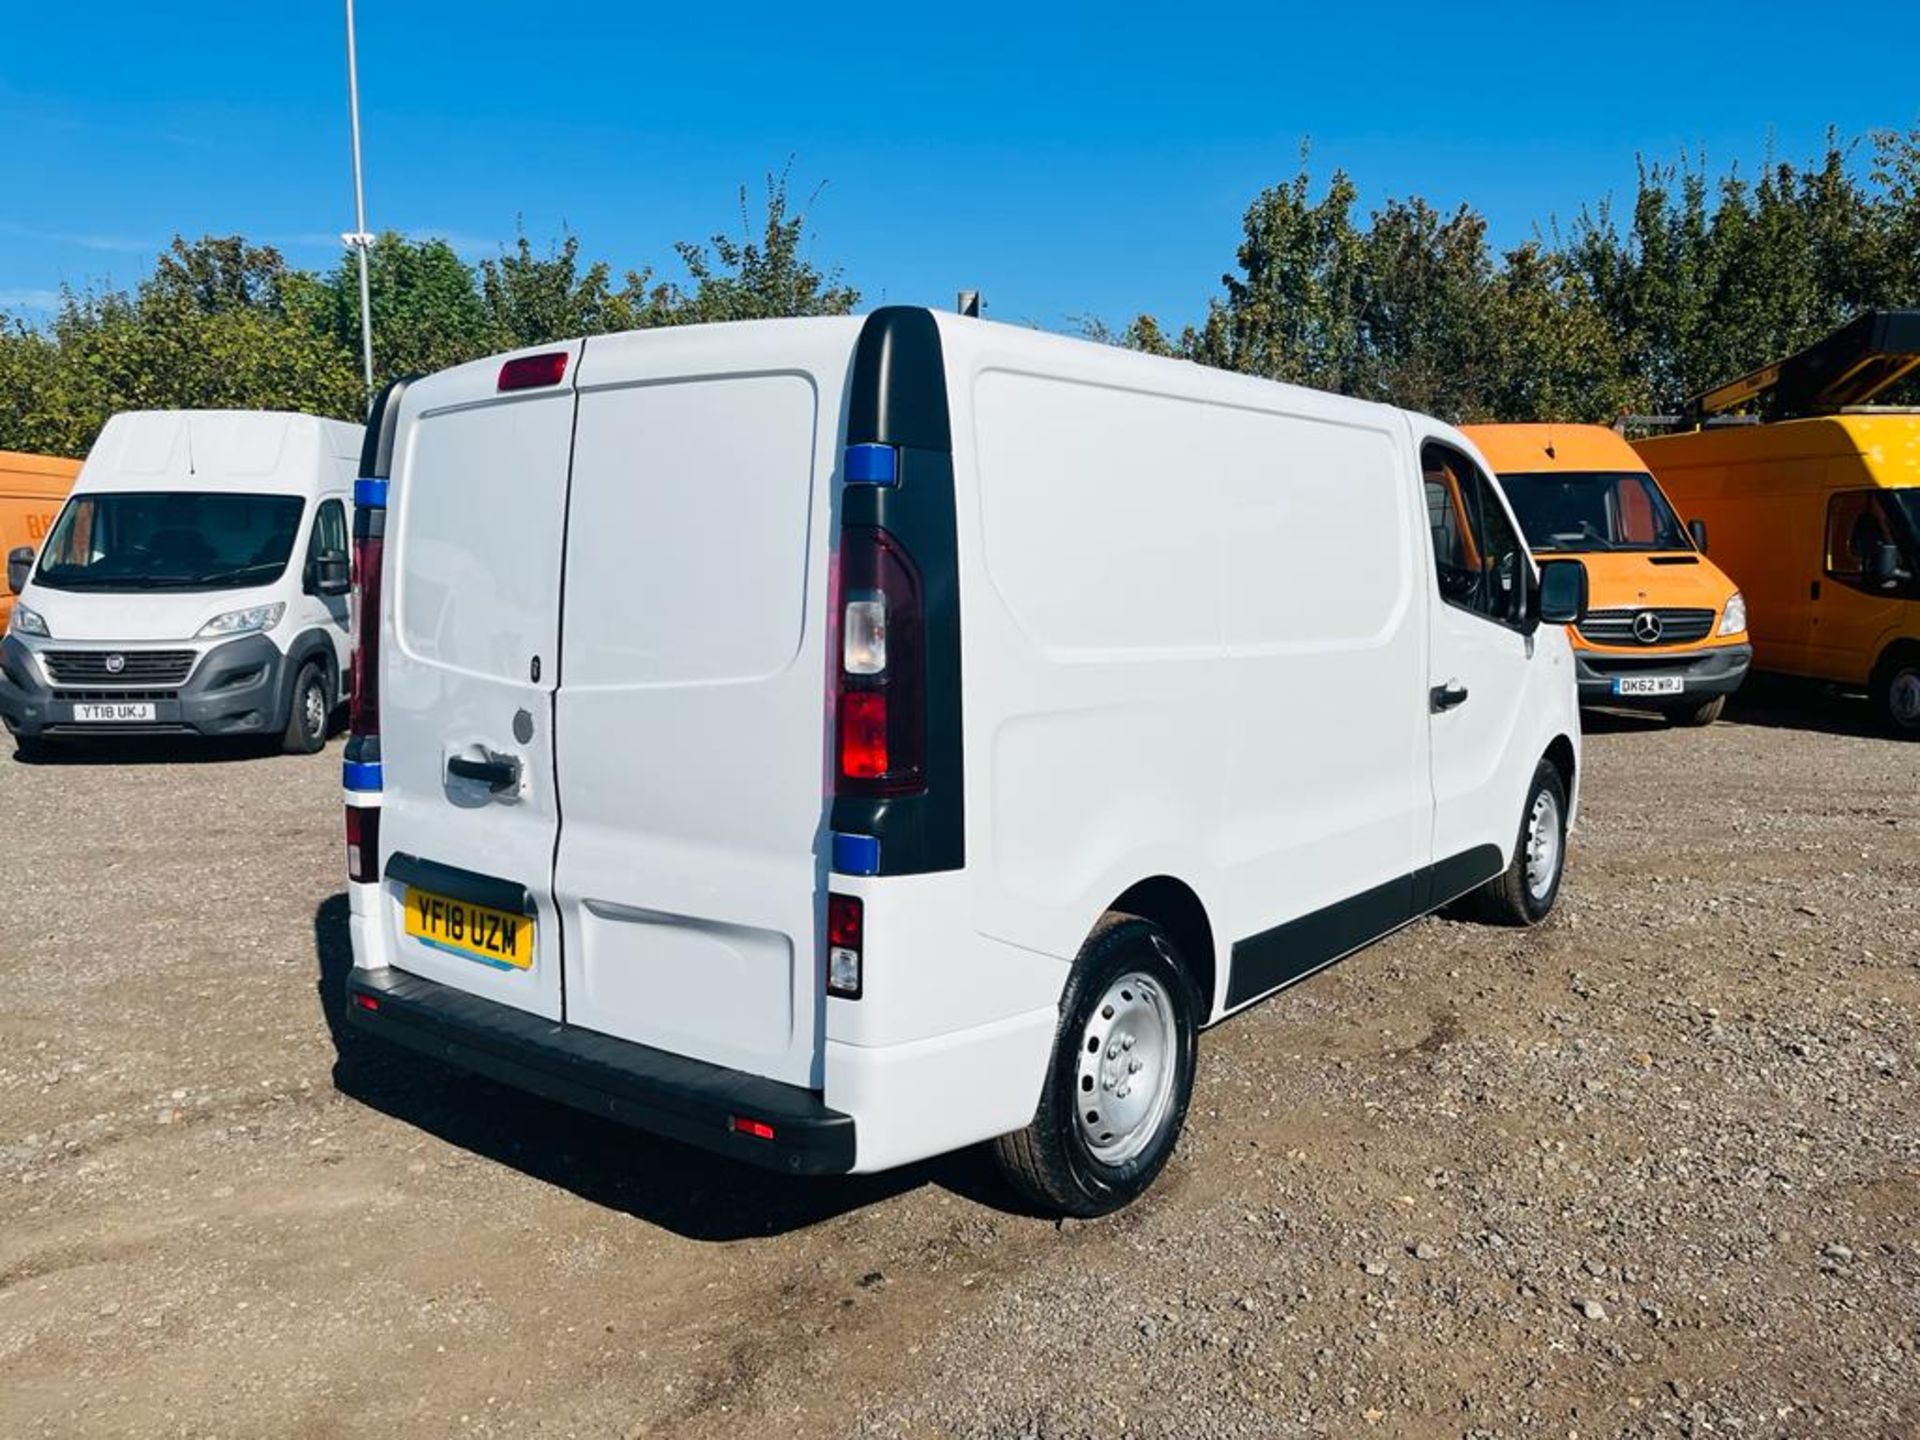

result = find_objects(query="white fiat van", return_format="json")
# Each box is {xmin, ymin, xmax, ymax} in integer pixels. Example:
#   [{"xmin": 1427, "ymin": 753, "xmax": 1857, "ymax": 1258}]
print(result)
[
  {"xmin": 2, "ymin": 410, "xmax": 362, "ymax": 757},
  {"xmin": 340, "ymin": 310, "xmax": 1586, "ymax": 1215}
]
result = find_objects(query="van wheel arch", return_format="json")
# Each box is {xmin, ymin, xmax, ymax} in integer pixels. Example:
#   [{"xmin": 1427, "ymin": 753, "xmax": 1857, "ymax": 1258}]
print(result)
[
  {"xmin": 283, "ymin": 629, "xmax": 342, "ymax": 710},
  {"xmin": 1543, "ymin": 733, "xmax": 1577, "ymax": 802},
  {"xmin": 1105, "ymin": 876, "xmax": 1217, "ymax": 1021}
]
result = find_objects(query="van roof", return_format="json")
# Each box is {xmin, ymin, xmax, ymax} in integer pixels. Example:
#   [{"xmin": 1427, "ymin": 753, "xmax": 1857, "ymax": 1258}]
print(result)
[
  {"xmin": 1460, "ymin": 423, "xmax": 1647, "ymax": 476},
  {"xmin": 1633, "ymin": 412, "xmax": 1920, "ymax": 482},
  {"xmin": 77, "ymin": 410, "xmax": 363, "ymax": 496}
]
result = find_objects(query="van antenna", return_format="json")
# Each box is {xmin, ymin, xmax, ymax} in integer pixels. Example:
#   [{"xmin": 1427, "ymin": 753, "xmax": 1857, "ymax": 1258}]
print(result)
[
  {"xmin": 1544, "ymin": 425, "xmax": 1555, "ymax": 461},
  {"xmin": 185, "ymin": 424, "xmax": 196, "ymax": 476}
]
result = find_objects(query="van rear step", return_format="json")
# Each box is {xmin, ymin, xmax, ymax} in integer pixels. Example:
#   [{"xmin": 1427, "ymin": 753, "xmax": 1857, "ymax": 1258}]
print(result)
[{"xmin": 344, "ymin": 969, "xmax": 855, "ymax": 1175}]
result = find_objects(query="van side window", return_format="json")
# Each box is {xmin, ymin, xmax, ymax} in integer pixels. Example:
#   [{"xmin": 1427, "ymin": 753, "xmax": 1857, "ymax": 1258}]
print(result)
[
  {"xmin": 307, "ymin": 499, "xmax": 347, "ymax": 565},
  {"xmin": 1825, "ymin": 490, "xmax": 1909, "ymax": 591},
  {"xmin": 1422, "ymin": 443, "xmax": 1526, "ymax": 628}
]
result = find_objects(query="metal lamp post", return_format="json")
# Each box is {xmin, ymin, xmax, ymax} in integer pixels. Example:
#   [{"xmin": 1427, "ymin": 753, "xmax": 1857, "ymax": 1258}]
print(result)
[{"xmin": 343, "ymin": 0, "xmax": 375, "ymax": 395}]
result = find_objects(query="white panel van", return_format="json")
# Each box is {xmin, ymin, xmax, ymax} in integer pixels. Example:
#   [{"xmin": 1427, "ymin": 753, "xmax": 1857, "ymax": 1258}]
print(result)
[
  {"xmin": 2, "ymin": 411, "xmax": 362, "ymax": 757},
  {"xmin": 341, "ymin": 311, "xmax": 1586, "ymax": 1215}
]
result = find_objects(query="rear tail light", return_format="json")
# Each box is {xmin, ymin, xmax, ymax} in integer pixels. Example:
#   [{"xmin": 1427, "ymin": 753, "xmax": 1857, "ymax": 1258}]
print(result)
[
  {"xmin": 345, "ymin": 804, "xmax": 380, "ymax": 884},
  {"xmin": 827, "ymin": 893, "xmax": 863, "ymax": 999},
  {"xmin": 347, "ymin": 523, "xmax": 383, "ymax": 742},
  {"xmin": 730, "ymin": 1115, "xmax": 777, "ymax": 1141},
  {"xmin": 498, "ymin": 352, "xmax": 569, "ymax": 392},
  {"xmin": 834, "ymin": 526, "xmax": 924, "ymax": 794}
]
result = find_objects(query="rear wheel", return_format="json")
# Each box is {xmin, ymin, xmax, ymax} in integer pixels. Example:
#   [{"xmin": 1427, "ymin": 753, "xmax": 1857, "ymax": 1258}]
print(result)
[
  {"xmin": 282, "ymin": 661, "xmax": 329, "ymax": 755},
  {"xmin": 992, "ymin": 915, "xmax": 1200, "ymax": 1217},
  {"xmin": 1664, "ymin": 694, "xmax": 1726, "ymax": 727},
  {"xmin": 1871, "ymin": 648, "xmax": 1920, "ymax": 738},
  {"xmin": 1465, "ymin": 759, "xmax": 1568, "ymax": 927}
]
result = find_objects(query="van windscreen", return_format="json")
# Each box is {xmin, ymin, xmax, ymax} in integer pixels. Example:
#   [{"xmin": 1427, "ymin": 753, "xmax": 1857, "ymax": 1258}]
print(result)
[
  {"xmin": 1497, "ymin": 470, "xmax": 1689, "ymax": 553},
  {"xmin": 35, "ymin": 491, "xmax": 306, "ymax": 591}
]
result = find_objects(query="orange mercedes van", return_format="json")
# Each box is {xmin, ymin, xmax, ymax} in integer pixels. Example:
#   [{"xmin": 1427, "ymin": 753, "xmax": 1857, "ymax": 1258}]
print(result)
[
  {"xmin": 1, "ymin": 450, "xmax": 80, "ymax": 634},
  {"xmin": 1632, "ymin": 312, "xmax": 1920, "ymax": 735},
  {"xmin": 1466, "ymin": 424, "xmax": 1749, "ymax": 725}
]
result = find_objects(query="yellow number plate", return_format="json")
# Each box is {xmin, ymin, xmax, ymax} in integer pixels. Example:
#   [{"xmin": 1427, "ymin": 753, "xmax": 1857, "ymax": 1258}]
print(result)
[{"xmin": 403, "ymin": 887, "xmax": 534, "ymax": 970}]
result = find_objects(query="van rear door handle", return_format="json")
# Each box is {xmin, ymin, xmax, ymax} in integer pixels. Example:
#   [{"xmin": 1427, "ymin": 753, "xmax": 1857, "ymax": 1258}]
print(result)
[
  {"xmin": 1429, "ymin": 681, "xmax": 1470, "ymax": 713},
  {"xmin": 447, "ymin": 752, "xmax": 522, "ymax": 794}
]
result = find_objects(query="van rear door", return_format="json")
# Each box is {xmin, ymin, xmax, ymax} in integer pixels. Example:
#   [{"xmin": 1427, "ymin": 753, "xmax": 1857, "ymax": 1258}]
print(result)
[
  {"xmin": 376, "ymin": 346, "xmax": 581, "ymax": 1021},
  {"xmin": 551, "ymin": 322, "xmax": 851, "ymax": 1088}
]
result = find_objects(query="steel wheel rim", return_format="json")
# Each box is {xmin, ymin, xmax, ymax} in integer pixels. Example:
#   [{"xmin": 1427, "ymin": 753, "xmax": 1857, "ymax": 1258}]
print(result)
[
  {"xmin": 1525, "ymin": 788, "xmax": 1562, "ymax": 901},
  {"xmin": 1075, "ymin": 970, "xmax": 1176, "ymax": 1166},
  {"xmin": 1891, "ymin": 669, "xmax": 1920, "ymax": 727},
  {"xmin": 303, "ymin": 680, "xmax": 327, "ymax": 738}
]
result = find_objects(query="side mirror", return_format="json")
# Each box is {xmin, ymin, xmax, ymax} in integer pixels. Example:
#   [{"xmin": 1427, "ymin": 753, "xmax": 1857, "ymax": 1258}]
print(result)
[
  {"xmin": 1687, "ymin": 518, "xmax": 1709, "ymax": 553},
  {"xmin": 6, "ymin": 545, "xmax": 34, "ymax": 596},
  {"xmin": 1867, "ymin": 540, "xmax": 1910, "ymax": 589},
  {"xmin": 311, "ymin": 549, "xmax": 351, "ymax": 597},
  {"xmin": 1536, "ymin": 558, "xmax": 1589, "ymax": 626}
]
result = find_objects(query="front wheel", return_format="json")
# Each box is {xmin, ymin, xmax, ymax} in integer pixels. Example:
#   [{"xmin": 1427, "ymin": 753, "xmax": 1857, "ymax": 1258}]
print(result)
[
  {"xmin": 282, "ymin": 661, "xmax": 330, "ymax": 755},
  {"xmin": 991, "ymin": 915, "xmax": 1200, "ymax": 1217},
  {"xmin": 1664, "ymin": 694, "xmax": 1726, "ymax": 727},
  {"xmin": 1464, "ymin": 759, "xmax": 1568, "ymax": 926},
  {"xmin": 1871, "ymin": 650, "xmax": 1920, "ymax": 738}
]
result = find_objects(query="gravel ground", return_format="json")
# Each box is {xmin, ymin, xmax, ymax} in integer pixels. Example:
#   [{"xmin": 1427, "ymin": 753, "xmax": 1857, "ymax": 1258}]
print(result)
[{"xmin": 2, "ymin": 684, "xmax": 1917, "ymax": 1440}]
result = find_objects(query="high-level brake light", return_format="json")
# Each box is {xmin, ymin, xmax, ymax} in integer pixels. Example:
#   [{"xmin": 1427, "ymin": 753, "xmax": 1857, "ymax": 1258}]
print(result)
[{"xmin": 498, "ymin": 352, "xmax": 569, "ymax": 392}]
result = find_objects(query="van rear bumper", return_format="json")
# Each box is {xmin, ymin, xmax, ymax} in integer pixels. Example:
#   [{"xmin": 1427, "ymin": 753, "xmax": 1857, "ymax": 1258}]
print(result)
[
  {"xmin": 343, "ymin": 966, "xmax": 856, "ymax": 1176},
  {"xmin": 1574, "ymin": 642, "xmax": 1752, "ymax": 705}
]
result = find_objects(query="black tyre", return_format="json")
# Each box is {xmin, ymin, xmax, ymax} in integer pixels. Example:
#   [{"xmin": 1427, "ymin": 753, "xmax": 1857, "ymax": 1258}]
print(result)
[
  {"xmin": 282, "ymin": 661, "xmax": 330, "ymax": 755},
  {"xmin": 991, "ymin": 914, "xmax": 1200, "ymax": 1218},
  {"xmin": 10, "ymin": 733, "xmax": 61, "ymax": 763},
  {"xmin": 1464, "ymin": 759, "xmax": 1568, "ymax": 927},
  {"xmin": 1870, "ymin": 648, "xmax": 1920, "ymax": 738},
  {"xmin": 1664, "ymin": 694, "xmax": 1726, "ymax": 728}
]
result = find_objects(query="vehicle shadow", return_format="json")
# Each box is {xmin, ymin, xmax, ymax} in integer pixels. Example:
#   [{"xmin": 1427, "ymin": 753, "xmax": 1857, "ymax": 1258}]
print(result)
[
  {"xmin": 312, "ymin": 894, "xmax": 1038, "ymax": 1239},
  {"xmin": 1577, "ymin": 706, "xmax": 1672, "ymax": 735},
  {"xmin": 1719, "ymin": 678, "xmax": 1890, "ymax": 740},
  {"xmin": 9, "ymin": 735, "xmax": 288, "ymax": 766}
]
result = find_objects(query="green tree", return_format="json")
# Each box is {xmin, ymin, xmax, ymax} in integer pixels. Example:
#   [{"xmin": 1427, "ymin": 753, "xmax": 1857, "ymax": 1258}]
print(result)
[
  {"xmin": 657, "ymin": 171, "xmax": 860, "ymax": 325},
  {"xmin": 310, "ymin": 233, "xmax": 497, "ymax": 384}
]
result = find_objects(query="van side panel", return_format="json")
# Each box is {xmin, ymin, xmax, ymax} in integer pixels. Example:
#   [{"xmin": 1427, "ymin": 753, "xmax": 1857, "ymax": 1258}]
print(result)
[
  {"xmin": 951, "ymin": 331, "xmax": 1431, "ymax": 1019},
  {"xmin": 1637, "ymin": 428, "xmax": 1829, "ymax": 676}
]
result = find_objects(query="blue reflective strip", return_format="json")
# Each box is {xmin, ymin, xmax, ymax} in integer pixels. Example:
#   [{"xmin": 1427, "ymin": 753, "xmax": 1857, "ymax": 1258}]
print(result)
[
  {"xmin": 844, "ymin": 444, "xmax": 897, "ymax": 485},
  {"xmin": 354, "ymin": 478, "xmax": 389, "ymax": 508},
  {"xmin": 832, "ymin": 831, "xmax": 880, "ymax": 876},
  {"xmin": 342, "ymin": 759, "xmax": 384, "ymax": 792}
]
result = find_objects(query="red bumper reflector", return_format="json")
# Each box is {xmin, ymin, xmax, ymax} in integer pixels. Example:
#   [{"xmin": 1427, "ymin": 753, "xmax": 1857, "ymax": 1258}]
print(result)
[
  {"xmin": 730, "ymin": 1116, "xmax": 776, "ymax": 1141},
  {"xmin": 352, "ymin": 993, "xmax": 380, "ymax": 1013},
  {"xmin": 498, "ymin": 351, "xmax": 569, "ymax": 391}
]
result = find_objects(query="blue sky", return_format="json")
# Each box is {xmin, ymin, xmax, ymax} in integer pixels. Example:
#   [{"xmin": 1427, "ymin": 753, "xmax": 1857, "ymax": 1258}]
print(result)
[{"xmin": 3, "ymin": 2, "xmax": 1916, "ymax": 335}]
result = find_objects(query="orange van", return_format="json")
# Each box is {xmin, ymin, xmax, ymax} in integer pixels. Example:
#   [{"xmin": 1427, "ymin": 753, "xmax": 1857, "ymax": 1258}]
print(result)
[
  {"xmin": 1632, "ymin": 311, "xmax": 1920, "ymax": 736},
  {"xmin": 1, "ymin": 450, "xmax": 80, "ymax": 634},
  {"xmin": 1464, "ymin": 424, "xmax": 1750, "ymax": 725}
]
